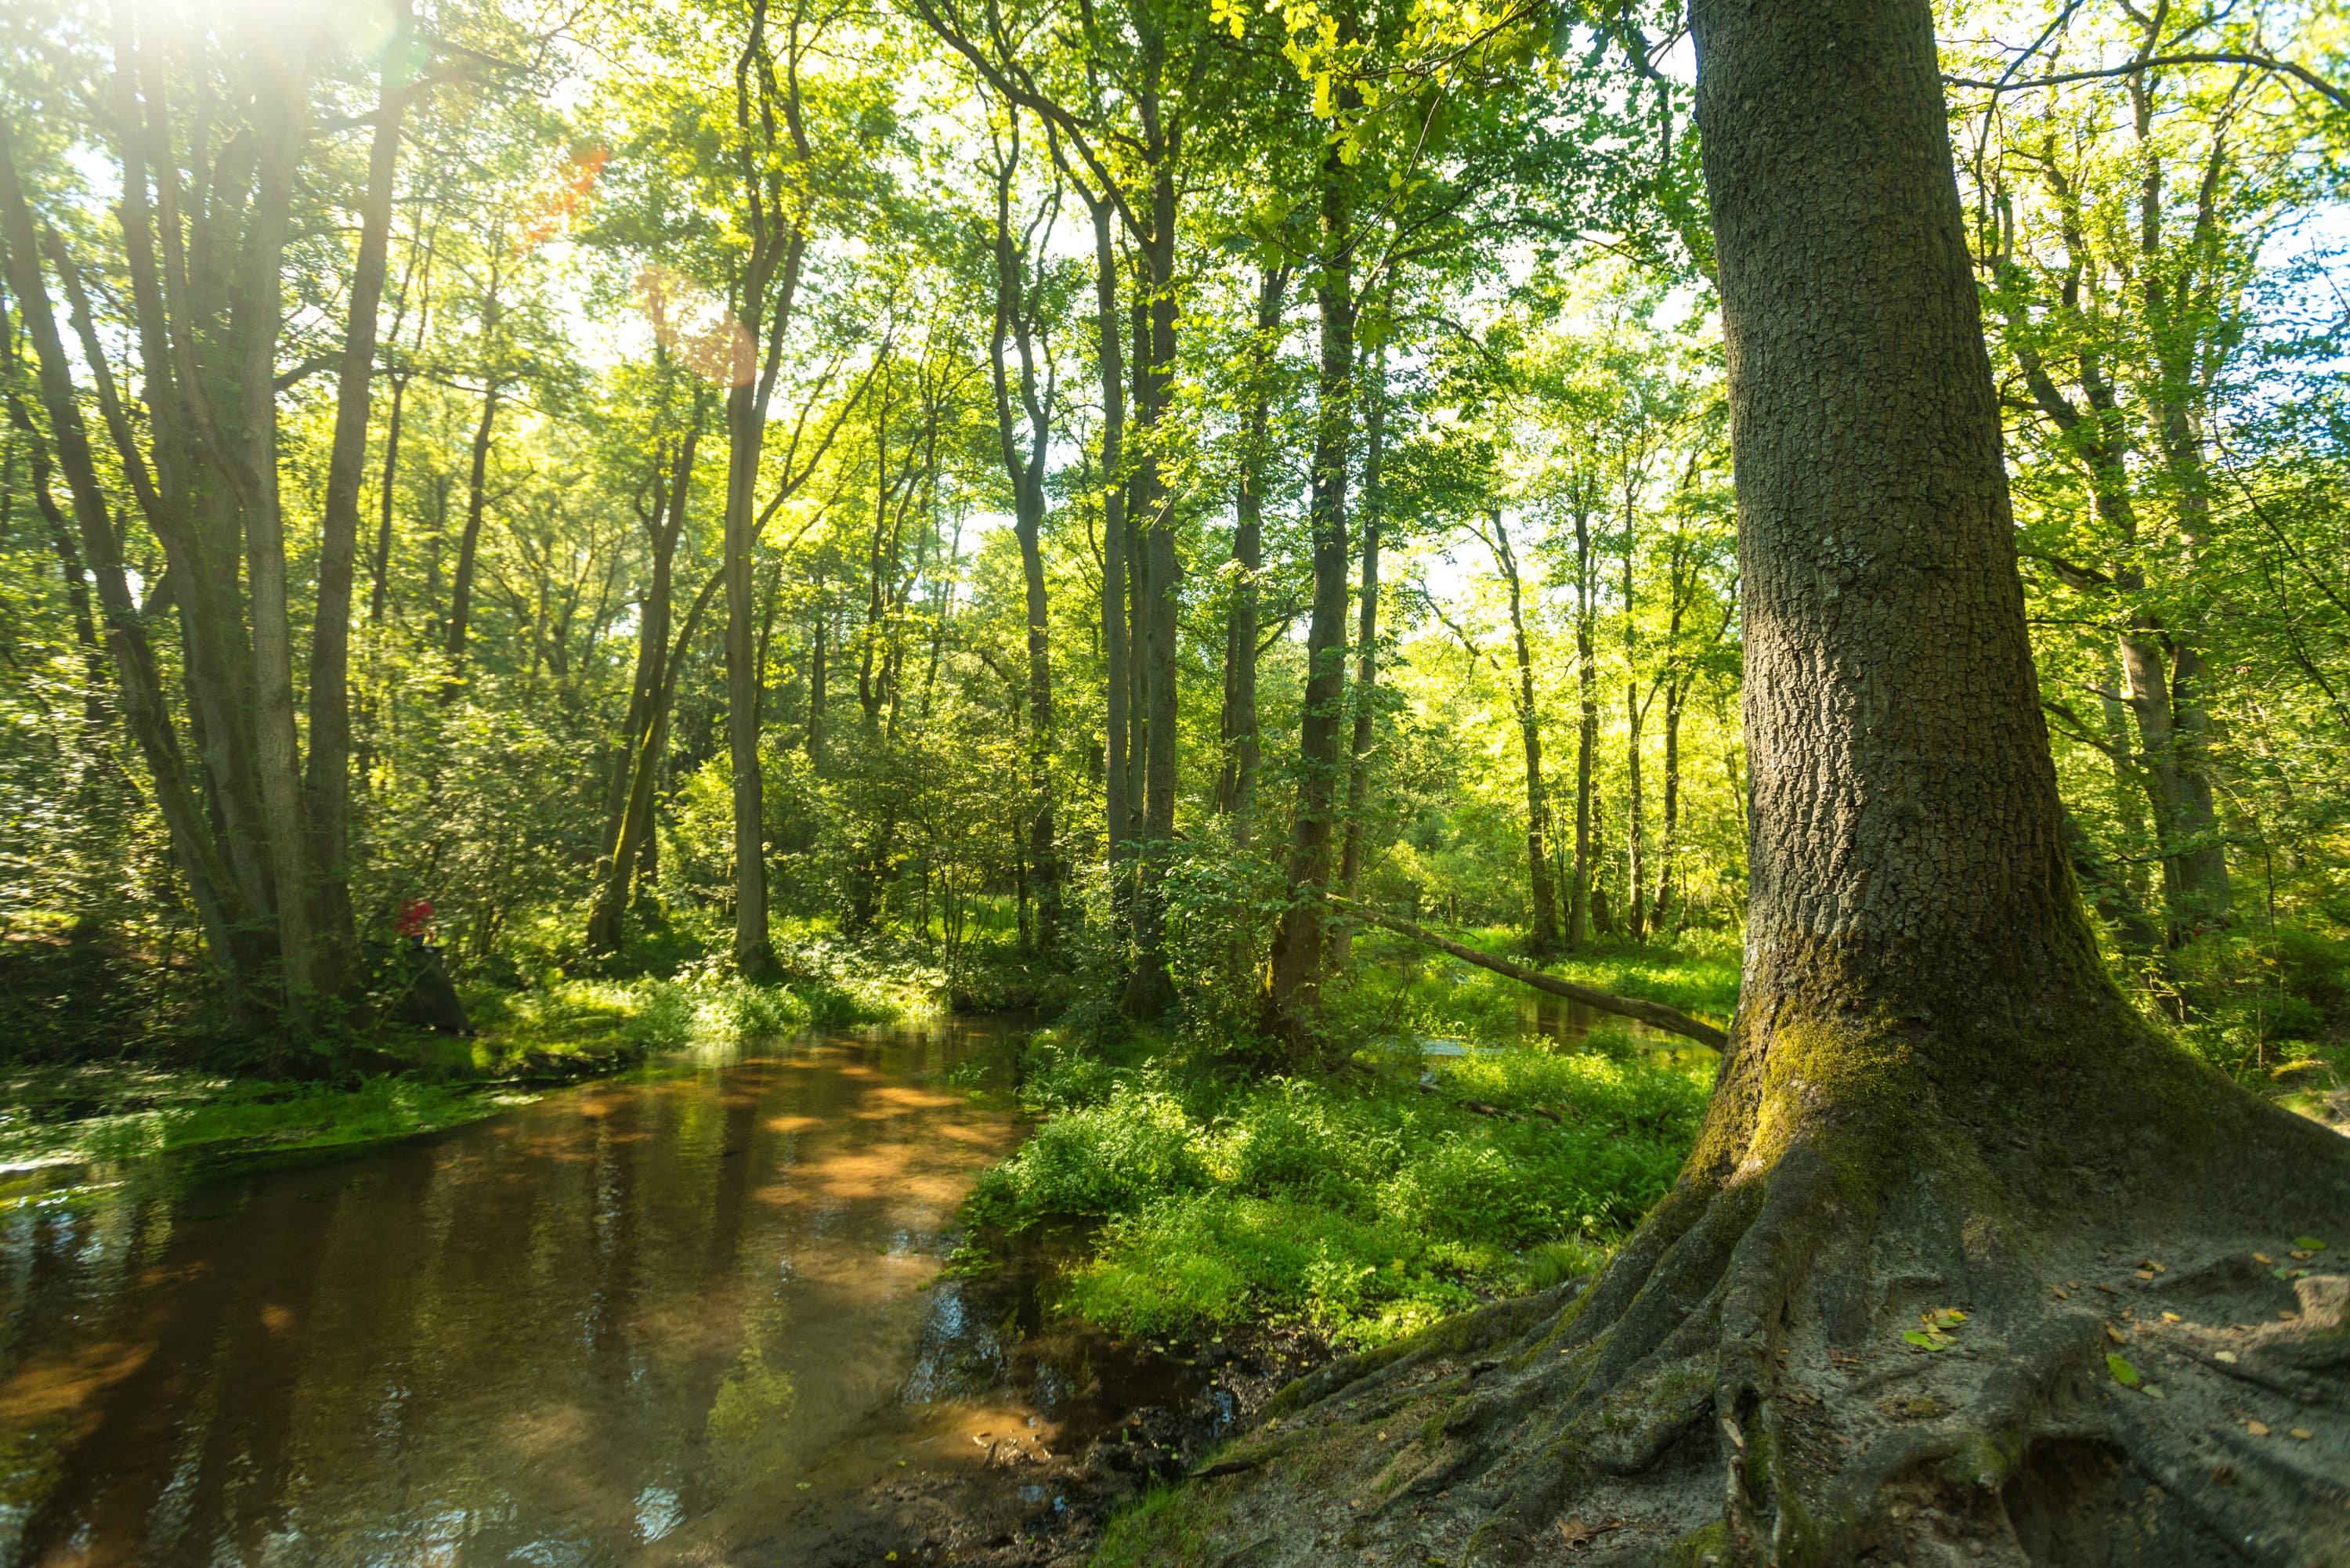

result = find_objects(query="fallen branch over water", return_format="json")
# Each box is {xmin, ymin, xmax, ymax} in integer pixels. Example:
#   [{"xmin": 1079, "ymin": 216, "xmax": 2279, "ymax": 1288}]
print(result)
[{"xmin": 1333, "ymin": 901, "xmax": 1732, "ymax": 1051}]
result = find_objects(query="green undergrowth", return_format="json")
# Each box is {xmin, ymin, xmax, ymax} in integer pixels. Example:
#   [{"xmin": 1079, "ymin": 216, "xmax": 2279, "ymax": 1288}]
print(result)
[
  {"xmin": 1329, "ymin": 926, "xmax": 1740, "ymax": 1047},
  {"xmin": 1090, "ymin": 1483, "xmax": 1226, "ymax": 1568},
  {"xmin": 0, "ymin": 1063, "xmax": 518, "ymax": 1177},
  {"xmin": 0, "ymin": 938, "xmax": 920, "ymax": 1182},
  {"xmin": 964, "ymin": 1015, "xmax": 1712, "ymax": 1349}
]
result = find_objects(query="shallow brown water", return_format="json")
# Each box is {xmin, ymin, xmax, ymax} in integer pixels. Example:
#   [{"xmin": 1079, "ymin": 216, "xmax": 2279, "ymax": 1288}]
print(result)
[{"xmin": 0, "ymin": 1017, "xmax": 1172, "ymax": 1567}]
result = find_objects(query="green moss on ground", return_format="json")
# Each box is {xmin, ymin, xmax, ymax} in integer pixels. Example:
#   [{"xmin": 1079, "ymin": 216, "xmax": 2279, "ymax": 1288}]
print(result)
[
  {"xmin": 964, "ymin": 1016, "xmax": 1712, "ymax": 1349},
  {"xmin": 0, "ymin": 945, "xmax": 916, "ymax": 1190}
]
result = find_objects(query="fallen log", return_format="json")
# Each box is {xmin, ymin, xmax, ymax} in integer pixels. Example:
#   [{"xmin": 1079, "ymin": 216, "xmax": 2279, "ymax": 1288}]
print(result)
[{"xmin": 1334, "ymin": 901, "xmax": 1731, "ymax": 1051}]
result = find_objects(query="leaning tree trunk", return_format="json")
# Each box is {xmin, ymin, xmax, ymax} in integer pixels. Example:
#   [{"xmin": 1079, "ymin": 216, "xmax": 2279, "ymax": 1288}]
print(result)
[{"xmin": 1148, "ymin": 2, "xmax": 2350, "ymax": 1562}]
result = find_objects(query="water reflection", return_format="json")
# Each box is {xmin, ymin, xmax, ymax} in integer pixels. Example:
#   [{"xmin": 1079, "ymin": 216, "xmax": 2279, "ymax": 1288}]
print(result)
[
  {"xmin": 0, "ymin": 1018, "xmax": 1038, "ymax": 1566},
  {"xmin": 1520, "ymin": 995, "xmax": 1724, "ymax": 1069}
]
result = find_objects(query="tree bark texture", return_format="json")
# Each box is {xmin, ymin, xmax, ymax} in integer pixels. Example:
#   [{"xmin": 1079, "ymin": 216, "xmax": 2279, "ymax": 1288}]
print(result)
[
  {"xmin": 1568, "ymin": 490, "xmax": 1597, "ymax": 947},
  {"xmin": 1329, "ymin": 338, "xmax": 1386, "ymax": 968},
  {"xmin": 304, "ymin": 4, "xmax": 411, "ymax": 987},
  {"xmin": 1121, "ymin": 150, "xmax": 1182, "ymax": 1017},
  {"xmin": 1490, "ymin": 508, "xmax": 1560, "ymax": 958},
  {"xmin": 1090, "ymin": 196, "xmax": 1132, "ymax": 944},
  {"xmin": 1261, "ymin": 136, "xmax": 1354, "ymax": 1028},
  {"xmin": 989, "ymin": 125, "xmax": 1061, "ymax": 954}
]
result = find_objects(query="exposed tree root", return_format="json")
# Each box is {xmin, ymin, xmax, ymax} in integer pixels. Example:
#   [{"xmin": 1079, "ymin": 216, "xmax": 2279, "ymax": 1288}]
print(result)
[{"xmin": 1156, "ymin": 1024, "xmax": 2350, "ymax": 1568}]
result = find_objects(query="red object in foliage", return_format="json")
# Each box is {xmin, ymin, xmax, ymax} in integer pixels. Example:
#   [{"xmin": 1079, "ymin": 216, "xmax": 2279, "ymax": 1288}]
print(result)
[{"xmin": 396, "ymin": 899, "xmax": 435, "ymax": 941}]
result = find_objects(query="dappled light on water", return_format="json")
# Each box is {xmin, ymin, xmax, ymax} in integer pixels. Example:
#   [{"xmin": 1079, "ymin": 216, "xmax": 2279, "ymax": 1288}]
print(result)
[{"xmin": 0, "ymin": 1019, "xmax": 1100, "ymax": 1566}]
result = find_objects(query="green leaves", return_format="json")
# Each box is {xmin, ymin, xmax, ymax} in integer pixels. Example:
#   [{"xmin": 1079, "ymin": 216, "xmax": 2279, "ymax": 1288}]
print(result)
[
  {"xmin": 2106, "ymin": 1352, "xmax": 2139, "ymax": 1387},
  {"xmin": 1904, "ymin": 1307, "xmax": 1966, "ymax": 1351}
]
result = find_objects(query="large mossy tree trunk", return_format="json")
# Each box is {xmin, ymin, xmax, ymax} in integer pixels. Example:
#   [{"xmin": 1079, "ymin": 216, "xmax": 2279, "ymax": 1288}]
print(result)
[{"xmin": 1177, "ymin": 2, "xmax": 2350, "ymax": 1561}]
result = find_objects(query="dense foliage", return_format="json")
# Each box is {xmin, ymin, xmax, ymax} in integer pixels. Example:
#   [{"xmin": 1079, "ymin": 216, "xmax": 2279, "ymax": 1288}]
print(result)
[{"xmin": 1, "ymin": 0, "xmax": 2346, "ymax": 1107}]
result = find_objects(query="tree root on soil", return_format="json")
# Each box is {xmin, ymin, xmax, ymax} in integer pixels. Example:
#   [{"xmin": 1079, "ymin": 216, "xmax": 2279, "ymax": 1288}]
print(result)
[{"xmin": 1166, "ymin": 1071, "xmax": 2350, "ymax": 1566}]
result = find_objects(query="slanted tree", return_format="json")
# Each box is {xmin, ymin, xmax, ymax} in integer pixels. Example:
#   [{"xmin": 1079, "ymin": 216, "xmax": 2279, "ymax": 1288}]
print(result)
[{"xmin": 1170, "ymin": 0, "xmax": 2350, "ymax": 1559}]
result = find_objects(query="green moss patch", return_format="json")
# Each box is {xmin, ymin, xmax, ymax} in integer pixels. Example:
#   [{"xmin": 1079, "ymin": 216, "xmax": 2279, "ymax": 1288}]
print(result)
[{"xmin": 966, "ymin": 1026, "xmax": 1710, "ymax": 1348}]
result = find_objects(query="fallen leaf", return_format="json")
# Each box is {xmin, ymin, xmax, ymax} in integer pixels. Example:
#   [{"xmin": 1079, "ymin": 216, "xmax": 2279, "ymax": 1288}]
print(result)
[
  {"xmin": 796, "ymin": 1483, "xmax": 812, "ymax": 1490},
  {"xmin": 2105, "ymin": 1324, "xmax": 2128, "ymax": 1345},
  {"xmin": 2068, "ymin": 1279, "xmax": 2083, "ymax": 1289},
  {"xmin": 1904, "ymin": 1329, "xmax": 1951, "ymax": 1351},
  {"xmin": 2106, "ymin": 1353, "xmax": 2140, "ymax": 1387},
  {"xmin": 2095, "ymin": 1283, "xmax": 2118, "ymax": 1295},
  {"xmin": 1556, "ymin": 1516, "xmax": 1624, "ymax": 1548},
  {"xmin": 2294, "ymin": 1237, "xmax": 2326, "ymax": 1252},
  {"xmin": 2142, "ymin": 1384, "xmax": 2166, "ymax": 1400},
  {"xmin": 2248, "ymin": 1421, "xmax": 2271, "ymax": 1436},
  {"xmin": 2290, "ymin": 1249, "xmax": 2315, "ymax": 1262},
  {"xmin": 2279, "ymin": 1310, "xmax": 2300, "ymax": 1321},
  {"xmin": 2161, "ymin": 1312, "xmax": 2182, "ymax": 1324},
  {"xmin": 1376, "ymin": 1432, "xmax": 1388, "ymax": 1442},
  {"xmin": 2135, "ymin": 1269, "xmax": 2155, "ymax": 1281},
  {"xmin": 2214, "ymin": 1350, "xmax": 2240, "ymax": 1364},
  {"xmin": 2052, "ymin": 1286, "xmax": 2070, "ymax": 1299},
  {"xmin": 2290, "ymin": 1428, "xmax": 2314, "ymax": 1440},
  {"xmin": 2253, "ymin": 1252, "xmax": 2273, "ymax": 1263}
]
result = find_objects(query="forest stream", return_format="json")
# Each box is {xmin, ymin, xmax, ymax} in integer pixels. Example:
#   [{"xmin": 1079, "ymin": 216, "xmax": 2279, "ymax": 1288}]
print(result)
[{"xmin": 0, "ymin": 1017, "xmax": 1232, "ymax": 1568}]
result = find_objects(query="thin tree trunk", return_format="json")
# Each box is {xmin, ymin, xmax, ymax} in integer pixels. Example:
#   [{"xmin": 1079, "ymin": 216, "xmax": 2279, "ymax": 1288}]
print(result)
[
  {"xmin": 1262, "ymin": 125, "xmax": 1355, "ymax": 1029},
  {"xmin": 1086, "ymin": 196, "xmax": 1131, "ymax": 944},
  {"xmin": 989, "ymin": 125, "xmax": 1061, "ymax": 954},
  {"xmin": 590, "ymin": 418, "xmax": 700, "ymax": 954},
  {"xmin": 304, "ymin": 2, "xmax": 410, "ymax": 985},
  {"xmin": 1330, "ymin": 338, "xmax": 1386, "ymax": 967},
  {"xmin": 1569, "ymin": 488, "xmax": 1596, "ymax": 945},
  {"xmin": 1490, "ymin": 508, "xmax": 1561, "ymax": 956},
  {"xmin": 1218, "ymin": 262, "xmax": 1286, "ymax": 837},
  {"xmin": 1651, "ymin": 676, "xmax": 1682, "ymax": 934},
  {"xmin": 806, "ymin": 598, "xmax": 827, "ymax": 763},
  {"xmin": 443, "ymin": 355, "xmax": 501, "ymax": 695}
]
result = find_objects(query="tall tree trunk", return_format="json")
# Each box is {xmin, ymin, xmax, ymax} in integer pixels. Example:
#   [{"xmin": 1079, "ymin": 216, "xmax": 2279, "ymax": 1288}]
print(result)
[
  {"xmin": 1217, "ymin": 263, "xmax": 1285, "ymax": 839},
  {"xmin": 367, "ymin": 372, "xmax": 406, "ymax": 625},
  {"xmin": 806, "ymin": 598, "xmax": 827, "ymax": 764},
  {"xmin": 1489, "ymin": 508, "xmax": 1560, "ymax": 957},
  {"xmin": 1620, "ymin": 515, "xmax": 1647, "ymax": 943},
  {"xmin": 0, "ymin": 172, "xmax": 243, "ymax": 980},
  {"xmin": 239, "ymin": 62, "xmax": 317, "ymax": 1010},
  {"xmin": 1329, "ymin": 338, "xmax": 1386, "ymax": 967},
  {"xmin": 989, "ymin": 126, "xmax": 1061, "ymax": 954},
  {"xmin": 1568, "ymin": 488, "xmax": 1596, "ymax": 946},
  {"xmin": 443, "ymin": 354, "xmax": 501, "ymax": 696},
  {"xmin": 1650, "ymin": 675, "xmax": 1682, "ymax": 934},
  {"xmin": 1261, "ymin": 131, "xmax": 1354, "ymax": 1029},
  {"xmin": 590, "ymin": 420, "xmax": 700, "ymax": 954},
  {"xmin": 304, "ymin": 4, "xmax": 410, "ymax": 985},
  {"xmin": 1087, "ymin": 197, "xmax": 1130, "ymax": 940},
  {"xmin": 1122, "ymin": 154, "xmax": 1183, "ymax": 1017}
]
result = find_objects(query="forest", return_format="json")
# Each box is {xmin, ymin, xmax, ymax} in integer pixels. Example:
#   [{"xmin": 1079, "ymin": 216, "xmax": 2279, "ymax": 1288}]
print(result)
[{"xmin": 0, "ymin": 0, "xmax": 2347, "ymax": 1562}]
